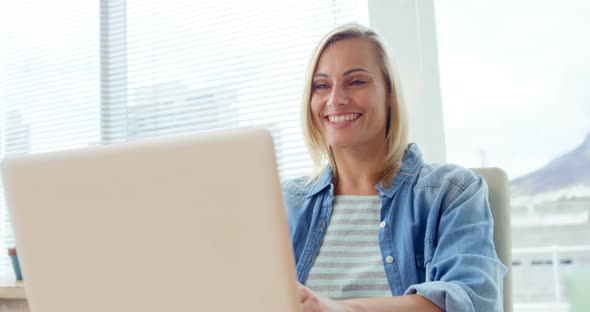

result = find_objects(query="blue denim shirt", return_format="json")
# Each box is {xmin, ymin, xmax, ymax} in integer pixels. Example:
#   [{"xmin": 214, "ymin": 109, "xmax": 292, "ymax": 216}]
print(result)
[{"xmin": 282, "ymin": 144, "xmax": 507, "ymax": 311}]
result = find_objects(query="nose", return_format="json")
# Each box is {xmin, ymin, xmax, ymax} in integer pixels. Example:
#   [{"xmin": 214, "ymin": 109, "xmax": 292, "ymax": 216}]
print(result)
[{"xmin": 327, "ymin": 85, "xmax": 349, "ymax": 107}]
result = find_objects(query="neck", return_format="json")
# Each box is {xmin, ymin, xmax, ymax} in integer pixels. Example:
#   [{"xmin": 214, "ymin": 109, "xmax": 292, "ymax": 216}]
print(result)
[{"xmin": 332, "ymin": 144, "xmax": 387, "ymax": 195}]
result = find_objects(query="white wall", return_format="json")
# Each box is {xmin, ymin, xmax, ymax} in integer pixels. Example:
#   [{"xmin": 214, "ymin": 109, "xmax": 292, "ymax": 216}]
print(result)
[{"xmin": 368, "ymin": 0, "xmax": 446, "ymax": 163}]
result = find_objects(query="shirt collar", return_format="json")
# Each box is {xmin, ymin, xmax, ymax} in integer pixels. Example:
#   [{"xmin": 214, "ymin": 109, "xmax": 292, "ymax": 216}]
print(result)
[
  {"xmin": 306, "ymin": 143, "xmax": 424, "ymax": 198},
  {"xmin": 375, "ymin": 143, "xmax": 423, "ymax": 198},
  {"xmin": 306, "ymin": 166, "xmax": 334, "ymax": 198}
]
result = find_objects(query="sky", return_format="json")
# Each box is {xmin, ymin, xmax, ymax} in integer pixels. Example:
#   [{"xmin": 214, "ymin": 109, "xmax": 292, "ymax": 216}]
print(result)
[{"xmin": 435, "ymin": 0, "xmax": 590, "ymax": 179}]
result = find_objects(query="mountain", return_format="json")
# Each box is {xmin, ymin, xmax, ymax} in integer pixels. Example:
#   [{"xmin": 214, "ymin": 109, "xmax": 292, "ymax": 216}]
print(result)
[{"xmin": 510, "ymin": 132, "xmax": 590, "ymax": 196}]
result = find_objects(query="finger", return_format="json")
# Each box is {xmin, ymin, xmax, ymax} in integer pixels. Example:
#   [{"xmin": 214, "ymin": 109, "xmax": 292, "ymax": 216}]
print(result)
[
  {"xmin": 298, "ymin": 283, "xmax": 313, "ymax": 302},
  {"xmin": 301, "ymin": 293, "xmax": 320, "ymax": 312}
]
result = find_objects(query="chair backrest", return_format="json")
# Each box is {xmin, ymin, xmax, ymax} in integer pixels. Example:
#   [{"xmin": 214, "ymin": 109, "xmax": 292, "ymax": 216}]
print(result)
[{"xmin": 471, "ymin": 167, "xmax": 513, "ymax": 312}]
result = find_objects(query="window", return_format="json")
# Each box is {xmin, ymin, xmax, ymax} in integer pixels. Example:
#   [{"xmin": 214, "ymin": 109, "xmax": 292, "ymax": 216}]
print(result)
[
  {"xmin": 0, "ymin": 0, "xmax": 369, "ymax": 278},
  {"xmin": 435, "ymin": 0, "xmax": 590, "ymax": 308},
  {"xmin": 0, "ymin": 0, "xmax": 101, "ymax": 278}
]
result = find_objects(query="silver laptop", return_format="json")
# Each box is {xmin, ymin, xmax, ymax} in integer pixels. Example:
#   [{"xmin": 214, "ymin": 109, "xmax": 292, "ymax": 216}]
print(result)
[{"xmin": 2, "ymin": 128, "xmax": 300, "ymax": 312}]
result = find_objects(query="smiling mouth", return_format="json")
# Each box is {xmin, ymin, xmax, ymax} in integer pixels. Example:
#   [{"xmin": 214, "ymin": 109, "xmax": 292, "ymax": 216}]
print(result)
[{"xmin": 325, "ymin": 113, "xmax": 362, "ymax": 124}]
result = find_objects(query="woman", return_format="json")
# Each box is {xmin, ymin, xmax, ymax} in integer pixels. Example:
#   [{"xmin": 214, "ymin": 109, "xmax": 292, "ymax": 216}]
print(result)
[{"xmin": 283, "ymin": 24, "xmax": 507, "ymax": 312}]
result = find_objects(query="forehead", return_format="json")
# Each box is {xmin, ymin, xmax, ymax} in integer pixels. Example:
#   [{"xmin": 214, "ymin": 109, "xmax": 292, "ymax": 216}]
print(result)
[{"xmin": 315, "ymin": 38, "xmax": 379, "ymax": 74}]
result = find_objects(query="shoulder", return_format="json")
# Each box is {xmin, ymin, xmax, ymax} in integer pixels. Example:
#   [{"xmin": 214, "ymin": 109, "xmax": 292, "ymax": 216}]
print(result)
[
  {"xmin": 281, "ymin": 176, "xmax": 313, "ymax": 209},
  {"xmin": 399, "ymin": 144, "xmax": 483, "ymax": 193},
  {"xmin": 281, "ymin": 176, "xmax": 311, "ymax": 196},
  {"xmin": 415, "ymin": 163, "xmax": 483, "ymax": 192},
  {"xmin": 413, "ymin": 163, "xmax": 487, "ymax": 207}
]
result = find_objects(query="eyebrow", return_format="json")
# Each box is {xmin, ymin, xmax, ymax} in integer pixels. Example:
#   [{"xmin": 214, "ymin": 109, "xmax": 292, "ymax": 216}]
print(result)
[
  {"xmin": 343, "ymin": 68, "xmax": 369, "ymax": 76},
  {"xmin": 313, "ymin": 68, "xmax": 369, "ymax": 78}
]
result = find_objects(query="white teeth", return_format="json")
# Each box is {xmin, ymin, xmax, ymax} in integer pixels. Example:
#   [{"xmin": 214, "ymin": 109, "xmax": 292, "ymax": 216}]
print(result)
[{"xmin": 328, "ymin": 114, "xmax": 359, "ymax": 123}]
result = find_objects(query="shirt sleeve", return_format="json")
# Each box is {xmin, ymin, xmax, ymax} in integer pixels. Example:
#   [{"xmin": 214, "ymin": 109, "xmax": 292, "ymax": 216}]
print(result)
[{"xmin": 404, "ymin": 175, "xmax": 508, "ymax": 312}]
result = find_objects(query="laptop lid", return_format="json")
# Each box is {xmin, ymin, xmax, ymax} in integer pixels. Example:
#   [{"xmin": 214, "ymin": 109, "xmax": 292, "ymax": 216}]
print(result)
[{"xmin": 2, "ymin": 128, "xmax": 299, "ymax": 312}]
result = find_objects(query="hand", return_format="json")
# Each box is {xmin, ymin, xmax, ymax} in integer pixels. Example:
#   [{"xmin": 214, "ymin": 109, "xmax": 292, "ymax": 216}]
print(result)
[{"xmin": 297, "ymin": 283, "xmax": 352, "ymax": 312}]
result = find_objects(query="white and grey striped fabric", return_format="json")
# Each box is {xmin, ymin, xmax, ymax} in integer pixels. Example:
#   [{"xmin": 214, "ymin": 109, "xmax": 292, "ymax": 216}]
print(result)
[{"xmin": 306, "ymin": 195, "xmax": 391, "ymax": 299}]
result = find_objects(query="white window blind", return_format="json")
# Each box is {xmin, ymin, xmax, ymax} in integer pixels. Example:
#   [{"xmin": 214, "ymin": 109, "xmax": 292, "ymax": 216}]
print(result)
[{"xmin": 0, "ymin": 0, "xmax": 368, "ymax": 277}]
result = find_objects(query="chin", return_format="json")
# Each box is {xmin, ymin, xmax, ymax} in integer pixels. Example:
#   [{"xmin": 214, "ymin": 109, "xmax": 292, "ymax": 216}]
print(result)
[{"xmin": 327, "ymin": 139, "xmax": 357, "ymax": 150}]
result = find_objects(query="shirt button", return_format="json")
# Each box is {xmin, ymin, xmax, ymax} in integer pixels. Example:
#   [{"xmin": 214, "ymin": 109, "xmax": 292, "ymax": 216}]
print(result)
[
  {"xmin": 319, "ymin": 220, "xmax": 325, "ymax": 230},
  {"xmin": 386, "ymin": 256, "xmax": 395, "ymax": 263},
  {"xmin": 306, "ymin": 255, "xmax": 311, "ymax": 264},
  {"xmin": 379, "ymin": 221, "xmax": 386, "ymax": 228}
]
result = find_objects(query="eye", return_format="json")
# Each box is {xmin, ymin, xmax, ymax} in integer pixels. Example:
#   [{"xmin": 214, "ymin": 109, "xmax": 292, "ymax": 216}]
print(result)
[
  {"xmin": 313, "ymin": 83, "xmax": 330, "ymax": 90},
  {"xmin": 350, "ymin": 80, "xmax": 367, "ymax": 86}
]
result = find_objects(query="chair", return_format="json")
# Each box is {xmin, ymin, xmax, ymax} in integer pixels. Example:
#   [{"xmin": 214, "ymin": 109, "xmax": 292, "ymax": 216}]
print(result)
[{"xmin": 471, "ymin": 168, "xmax": 513, "ymax": 312}]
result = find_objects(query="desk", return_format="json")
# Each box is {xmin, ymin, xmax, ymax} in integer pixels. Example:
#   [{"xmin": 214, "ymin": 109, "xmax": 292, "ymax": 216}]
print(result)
[{"xmin": 0, "ymin": 277, "xmax": 28, "ymax": 312}]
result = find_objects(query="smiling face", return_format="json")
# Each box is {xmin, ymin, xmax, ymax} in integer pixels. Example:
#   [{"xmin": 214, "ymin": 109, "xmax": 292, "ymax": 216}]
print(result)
[{"xmin": 310, "ymin": 38, "xmax": 389, "ymax": 151}]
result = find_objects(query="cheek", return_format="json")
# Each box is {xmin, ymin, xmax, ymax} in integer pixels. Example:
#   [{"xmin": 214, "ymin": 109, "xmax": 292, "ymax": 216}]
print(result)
[
  {"xmin": 310, "ymin": 97, "xmax": 323, "ymax": 125},
  {"xmin": 370, "ymin": 92, "xmax": 389, "ymax": 126},
  {"xmin": 310, "ymin": 95, "xmax": 320, "ymax": 113},
  {"xmin": 374, "ymin": 88, "xmax": 388, "ymax": 112}
]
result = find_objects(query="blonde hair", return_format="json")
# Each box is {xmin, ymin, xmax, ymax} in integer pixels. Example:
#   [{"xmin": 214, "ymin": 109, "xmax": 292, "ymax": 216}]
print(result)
[{"xmin": 301, "ymin": 23, "xmax": 409, "ymax": 187}]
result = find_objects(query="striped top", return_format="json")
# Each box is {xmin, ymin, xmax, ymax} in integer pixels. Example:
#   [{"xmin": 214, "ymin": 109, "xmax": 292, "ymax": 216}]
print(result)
[{"xmin": 305, "ymin": 195, "xmax": 391, "ymax": 299}]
